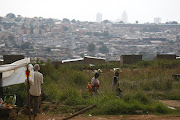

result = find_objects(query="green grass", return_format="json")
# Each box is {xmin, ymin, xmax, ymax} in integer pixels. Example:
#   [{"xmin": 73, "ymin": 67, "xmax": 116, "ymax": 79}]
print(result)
[{"xmin": 4, "ymin": 59, "xmax": 180, "ymax": 115}]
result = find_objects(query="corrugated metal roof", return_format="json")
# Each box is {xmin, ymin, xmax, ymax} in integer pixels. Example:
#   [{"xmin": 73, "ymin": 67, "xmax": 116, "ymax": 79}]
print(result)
[
  {"xmin": 62, "ymin": 58, "xmax": 84, "ymax": 63},
  {"xmin": 84, "ymin": 56, "xmax": 106, "ymax": 60}
]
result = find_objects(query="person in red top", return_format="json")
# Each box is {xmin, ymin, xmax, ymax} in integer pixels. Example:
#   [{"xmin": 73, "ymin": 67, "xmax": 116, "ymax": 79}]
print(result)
[{"xmin": 91, "ymin": 72, "xmax": 100, "ymax": 95}]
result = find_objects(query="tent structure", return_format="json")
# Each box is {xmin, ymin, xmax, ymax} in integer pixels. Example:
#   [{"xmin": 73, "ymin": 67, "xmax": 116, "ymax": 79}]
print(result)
[
  {"xmin": 0, "ymin": 58, "xmax": 34, "ymax": 120},
  {"xmin": 0, "ymin": 58, "xmax": 34, "ymax": 87}
]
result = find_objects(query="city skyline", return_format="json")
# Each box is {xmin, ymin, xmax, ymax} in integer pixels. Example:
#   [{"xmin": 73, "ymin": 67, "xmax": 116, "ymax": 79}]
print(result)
[{"xmin": 0, "ymin": 0, "xmax": 180, "ymax": 23}]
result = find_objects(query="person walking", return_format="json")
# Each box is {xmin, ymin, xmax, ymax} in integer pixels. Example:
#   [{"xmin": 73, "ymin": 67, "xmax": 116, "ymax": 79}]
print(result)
[
  {"xmin": 29, "ymin": 64, "xmax": 43, "ymax": 119},
  {"xmin": 112, "ymin": 70, "xmax": 122, "ymax": 98},
  {"xmin": 90, "ymin": 72, "xmax": 100, "ymax": 95}
]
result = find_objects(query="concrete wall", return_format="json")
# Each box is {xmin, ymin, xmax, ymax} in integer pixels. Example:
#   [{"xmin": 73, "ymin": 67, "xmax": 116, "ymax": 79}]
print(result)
[
  {"xmin": 84, "ymin": 57, "xmax": 106, "ymax": 64},
  {"xmin": 120, "ymin": 55, "xmax": 142, "ymax": 65},
  {"xmin": 107, "ymin": 61, "xmax": 120, "ymax": 65},
  {"xmin": 155, "ymin": 54, "xmax": 176, "ymax": 60}
]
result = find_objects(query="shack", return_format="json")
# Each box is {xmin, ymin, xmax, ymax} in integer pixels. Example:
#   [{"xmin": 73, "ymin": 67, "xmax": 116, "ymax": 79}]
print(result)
[
  {"xmin": 155, "ymin": 54, "xmax": 176, "ymax": 60},
  {"xmin": 120, "ymin": 55, "xmax": 142, "ymax": 65},
  {"xmin": 61, "ymin": 56, "xmax": 106, "ymax": 65},
  {"xmin": 62, "ymin": 58, "xmax": 84, "ymax": 65},
  {"xmin": 0, "ymin": 58, "xmax": 33, "ymax": 119},
  {"xmin": 84, "ymin": 56, "xmax": 106, "ymax": 64}
]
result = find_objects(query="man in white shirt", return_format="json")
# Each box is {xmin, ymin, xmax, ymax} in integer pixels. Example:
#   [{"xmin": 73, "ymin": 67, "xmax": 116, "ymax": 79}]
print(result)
[{"xmin": 29, "ymin": 64, "xmax": 43, "ymax": 118}]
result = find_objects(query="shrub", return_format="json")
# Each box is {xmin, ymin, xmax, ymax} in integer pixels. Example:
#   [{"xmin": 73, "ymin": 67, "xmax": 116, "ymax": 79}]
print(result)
[
  {"xmin": 59, "ymin": 88, "xmax": 84, "ymax": 106},
  {"xmin": 134, "ymin": 92, "xmax": 152, "ymax": 105},
  {"xmin": 154, "ymin": 102, "xmax": 171, "ymax": 114}
]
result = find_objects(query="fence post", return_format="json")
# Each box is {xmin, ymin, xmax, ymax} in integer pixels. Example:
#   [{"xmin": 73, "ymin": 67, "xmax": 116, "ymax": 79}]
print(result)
[{"xmin": 0, "ymin": 73, "xmax": 3, "ymax": 97}]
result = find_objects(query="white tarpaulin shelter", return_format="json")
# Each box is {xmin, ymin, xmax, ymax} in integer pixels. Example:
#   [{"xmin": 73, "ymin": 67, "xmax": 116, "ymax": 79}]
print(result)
[{"xmin": 0, "ymin": 58, "xmax": 34, "ymax": 87}]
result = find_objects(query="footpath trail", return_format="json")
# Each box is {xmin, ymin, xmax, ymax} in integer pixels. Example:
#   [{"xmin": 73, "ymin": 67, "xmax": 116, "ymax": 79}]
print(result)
[
  {"xmin": 33, "ymin": 100, "xmax": 180, "ymax": 120},
  {"xmin": 35, "ymin": 114, "xmax": 180, "ymax": 120}
]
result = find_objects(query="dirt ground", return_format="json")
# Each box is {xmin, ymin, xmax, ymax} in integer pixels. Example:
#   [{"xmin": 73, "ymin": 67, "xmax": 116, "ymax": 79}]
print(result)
[
  {"xmin": 34, "ymin": 114, "xmax": 180, "ymax": 120},
  {"xmin": 32, "ymin": 100, "xmax": 180, "ymax": 120}
]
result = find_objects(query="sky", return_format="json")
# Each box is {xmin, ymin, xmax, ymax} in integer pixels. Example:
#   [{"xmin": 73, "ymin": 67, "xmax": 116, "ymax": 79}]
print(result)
[{"xmin": 0, "ymin": 0, "xmax": 180, "ymax": 23}]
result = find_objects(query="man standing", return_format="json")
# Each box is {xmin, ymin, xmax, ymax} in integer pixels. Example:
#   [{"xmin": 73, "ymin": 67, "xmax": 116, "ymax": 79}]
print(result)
[{"xmin": 29, "ymin": 64, "xmax": 43, "ymax": 118}]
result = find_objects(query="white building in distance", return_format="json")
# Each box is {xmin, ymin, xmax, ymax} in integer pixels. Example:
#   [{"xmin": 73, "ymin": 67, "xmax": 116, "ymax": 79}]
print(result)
[
  {"xmin": 154, "ymin": 17, "xmax": 161, "ymax": 24},
  {"xmin": 122, "ymin": 11, "xmax": 128, "ymax": 23},
  {"xmin": 96, "ymin": 13, "xmax": 102, "ymax": 23}
]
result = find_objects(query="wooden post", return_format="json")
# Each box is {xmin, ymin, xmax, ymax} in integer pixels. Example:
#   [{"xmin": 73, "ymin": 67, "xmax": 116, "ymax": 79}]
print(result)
[
  {"xmin": 0, "ymin": 73, "xmax": 3, "ymax": 97},
  {"xmin": 62, "ymin": 105, "xmax": 96, "ymax": 120},
  {"xmin": 26, "ymin": 64, "xmax": 31, "ymax": 120}
]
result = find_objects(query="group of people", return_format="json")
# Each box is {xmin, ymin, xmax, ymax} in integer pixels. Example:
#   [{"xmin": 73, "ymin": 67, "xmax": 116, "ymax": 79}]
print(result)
[
  {"xmin": 88, "ymin": 69, "xmax": 122, "ymax": 98},
  {"xmin": 29, "ymin": 64, "xmax": 122, "ymax": 119}
]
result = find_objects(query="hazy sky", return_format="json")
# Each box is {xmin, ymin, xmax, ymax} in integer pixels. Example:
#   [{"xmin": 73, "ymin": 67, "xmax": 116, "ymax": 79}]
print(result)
[{"xmin": 0, "ymin": 0, "xmax": 180, "ymax": 23}]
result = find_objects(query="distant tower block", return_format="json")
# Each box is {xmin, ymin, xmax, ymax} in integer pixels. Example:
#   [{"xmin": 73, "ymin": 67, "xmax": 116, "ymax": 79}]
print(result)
[
  {"xmin": 96, "ymin": 13, "xmax": 102, "ymax": 23},
  {"xmin": 154, "ymin": 17, "xmax": 161, "ymax": 24},
  {"xmin": 122, "ymin": 11, "xmax": 128, "ymax": 23}
]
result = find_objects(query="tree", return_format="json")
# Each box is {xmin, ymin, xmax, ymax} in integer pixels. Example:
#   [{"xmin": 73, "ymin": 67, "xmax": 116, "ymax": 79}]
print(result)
[
  {"xmin": 30, "ymin": 25, "xmax": 34, "ymax": 34},
  {"xmin": 166, "ymin": 21, "xmax": 178, "ymax": 24},
  {"xmin": 8, "ymin": 35, "xmax": 14, "ymax": 41},
  {"xmin": 87, "ymin": 43, "xmax": 96, "ymax": 52},
  {"xmin": 6, "ymin": 13, "xmax": 16, "ymax": 19},
  {"xmin": 62, "ymin": 18, "xmax": 70, "ymax": 23},
  {"xmin": 39, "ymin": 30, "xmax": 42, "ymax": 34},
  {"xmin": 103, "ymin": 20, "xmax": 110, "ymax": 24},
  {"xmin": 15, "ymin": 18, "xmax": 21, "ymax": 22},
  {"xmin": 102, "ymin": 31, "xmax": 109, "ymax": 36},
  {"xmin": 62, "ymin": 25, "xmax": 69, "ymax": 31},
  {"xmin": 17, "ymin": 15, "xmax": 22, "ymax": 18},
  {"xmin": 46, "ymin": 47, "xmax": 51, "ymax": 52},
  {"xmin": 86, "ymin": 32, "xmax": 92, "ymax": 36},
  {"xmin": 88, "ymin": 22, "xmax": 94, "ymax": 24},
  {"xmin": 94, "ymin": 32, "xmax": 101, "ymax": 36},
  {"xmin": 97, "ymin": 41, "xmax": 104, "ymax": 45},
  {"xmin": 20, "ymin": 42, "xmax": 30, "ymax": 50},
  {"xmin": 47, "ymin": 18, "xmax": 54, "ymax": 25},
  {"xmin": 0, "ymin": 17, "xmax": 2, "ymax": 23},
  {"xmin": 119, "ymin": 21, "xmax": 124, "ymax": 24},
  {"xmin": 21, "ymin": 23, "xmax": 26, "ymax": 29},
  {"xmin": 177, "ymin": 35, "xmax": 180, "ymax": 41},
  {"xmin": 71, "ymin": 19, "xmax": 76, "ymax": 23},
  {"xmin": 99, "ymin": 45, "xmax": 109, "ymax": 54},
  {"xmin": 39, "ymin": 25, "xmax": 45, "ymax": 29},
  {"xmin": 171, "ymin": 21, "xmax": 178, "ymax": 24}
]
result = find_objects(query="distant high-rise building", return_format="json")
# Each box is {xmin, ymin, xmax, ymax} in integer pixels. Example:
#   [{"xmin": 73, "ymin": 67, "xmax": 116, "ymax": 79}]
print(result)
[
  {"xmin": 122, "ymin": 11, "xmax": 128, "ymax": 23},
  {"xmin": 154, "ymin": 17, "xmax": 161, "ymax": 24},
  {"xmin": 96, "ymin": 13, "xmax": 102, "ymax": 23}
]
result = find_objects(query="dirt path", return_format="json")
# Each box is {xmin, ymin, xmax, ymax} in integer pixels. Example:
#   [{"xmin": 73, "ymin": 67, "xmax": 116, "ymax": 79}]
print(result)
[
  {"xmin": 160, "ymin": 100, "xmax": 180, "ymax": 109},
  {"xmin": 35, "ymin": 114, "xmax": 180, "ymax": 120},
  {"xmin": 31, "ymin": 100, "xmax": 180, "ymax": 120}
]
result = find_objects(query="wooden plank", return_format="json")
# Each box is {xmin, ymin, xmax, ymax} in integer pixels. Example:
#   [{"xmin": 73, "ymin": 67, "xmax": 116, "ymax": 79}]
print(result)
[{"xmin": 62, "ymin": 104, "xmax": 96, "ymax": 120}]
